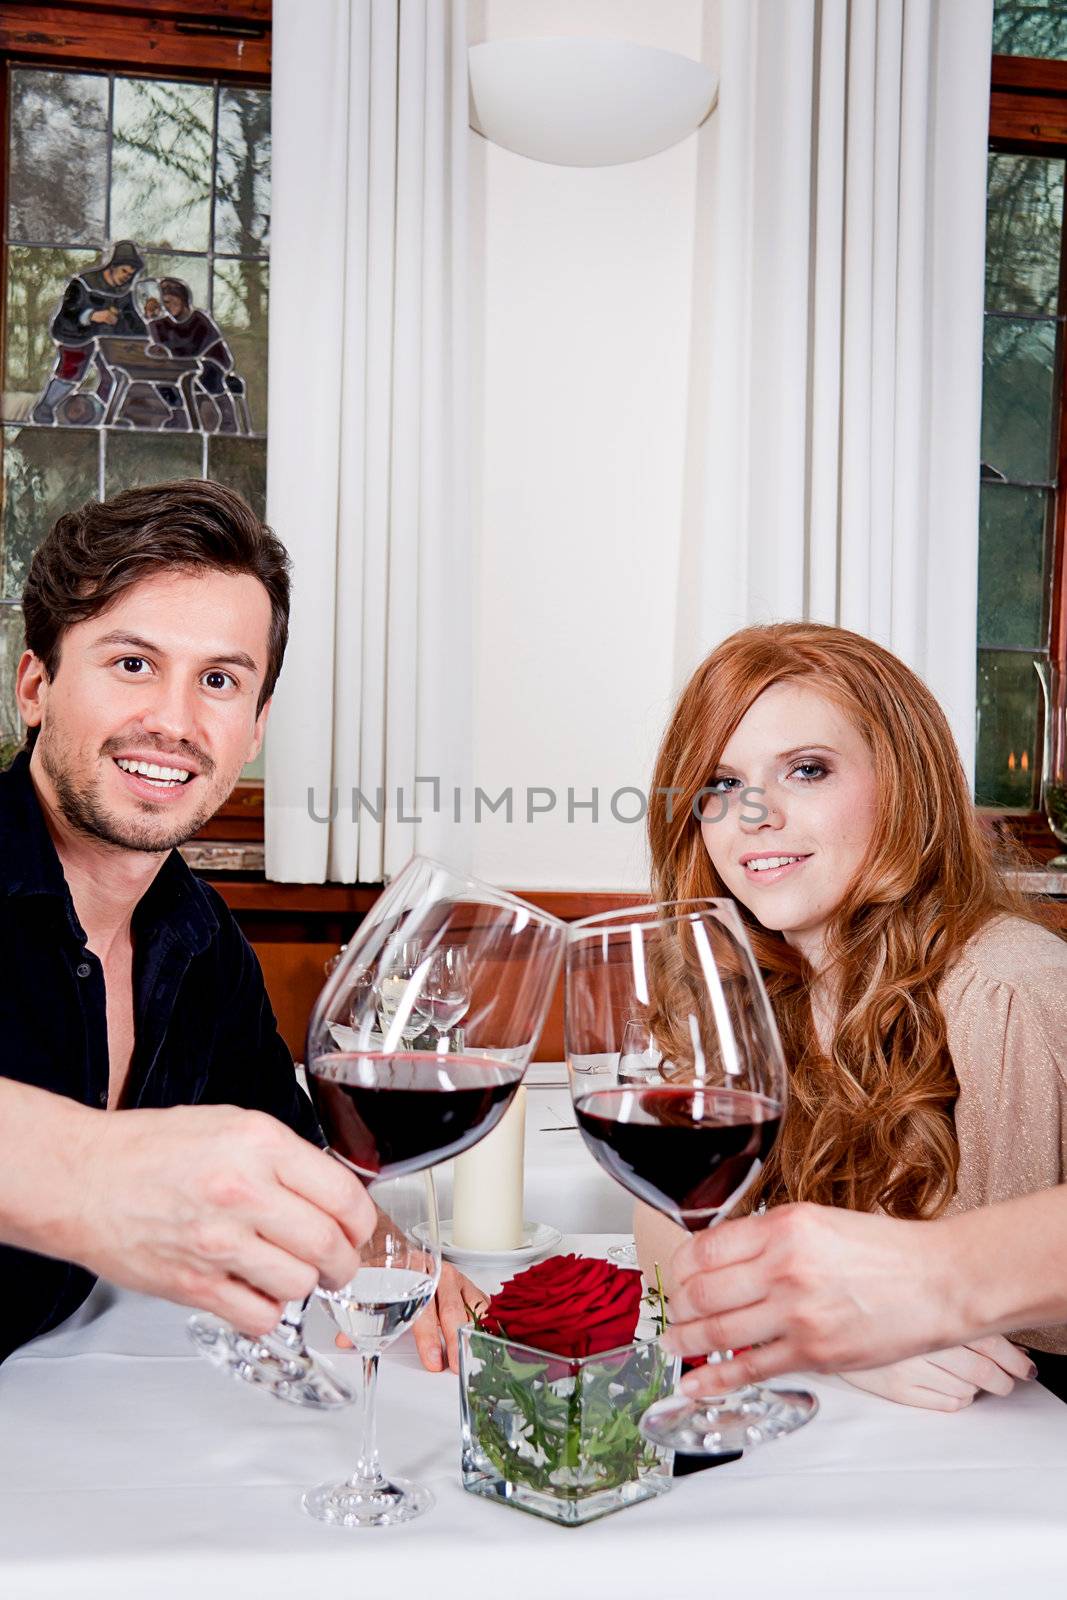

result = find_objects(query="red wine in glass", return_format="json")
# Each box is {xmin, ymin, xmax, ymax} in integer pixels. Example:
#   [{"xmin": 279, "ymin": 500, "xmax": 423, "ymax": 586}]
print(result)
[
  {"xmin": 565, "ymin": 897, "xmax": 818, "ymax": 1457},
  {"xmin": 573, "ymin": 1085, "xmax": 781, "ymax": 1230},
  {"xmin": 308, "ymin": 1051, "xmax": 525, "ymax": 1179}
]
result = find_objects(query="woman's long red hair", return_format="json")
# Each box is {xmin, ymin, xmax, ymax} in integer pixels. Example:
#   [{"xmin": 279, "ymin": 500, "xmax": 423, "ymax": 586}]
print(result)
[{"xmin": 649, "ymin": 622, "xmax": 1029, "ymax": 1219}]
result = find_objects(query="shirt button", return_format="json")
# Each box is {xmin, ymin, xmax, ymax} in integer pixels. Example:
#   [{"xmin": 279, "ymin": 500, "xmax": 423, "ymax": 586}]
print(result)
[
  {"xmin": 97, "ymin": 1089, "xmax": 107, "ymax": 1107},
  {"xmin": 76, "ymin": 962, "xmax": 92, "ymax": 979}
]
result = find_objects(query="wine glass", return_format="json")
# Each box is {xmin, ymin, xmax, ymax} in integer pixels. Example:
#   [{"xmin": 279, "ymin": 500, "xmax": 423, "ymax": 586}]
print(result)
[
  {"xmin": 410, "ymin": 945, "xmax": 471, "ymax": 1044},
  {"xmin": 188, "ymin": 859, "xmax": 562, "ymax": 1413},
  {"xmin": 565, "ymin": 899, "xmax": 817, "ymax": 1456},
  {"xmin": 617, "ymin": 1018, "xmax": 664, "ymax": 1085},
  {"xmin": 307, "ymin": 860, "xmax": 564, "ymax": 1178},
  {"xmin": 1035, "ymin": 659, "xmax": 1067, "ymax": 866},
  {"xmin": 303, "ymin": 1171, "xmax": 441, "ymax": 1527},
  {"xmin": 375, "ymin": 939, "xmax": 425, "ymax": 1044}
]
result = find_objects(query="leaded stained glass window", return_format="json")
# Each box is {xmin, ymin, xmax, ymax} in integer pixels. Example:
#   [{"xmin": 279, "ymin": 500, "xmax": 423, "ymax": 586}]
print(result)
[{"xmin": 0, "ymin": 65, "xmax": 270, "ymax": 766}]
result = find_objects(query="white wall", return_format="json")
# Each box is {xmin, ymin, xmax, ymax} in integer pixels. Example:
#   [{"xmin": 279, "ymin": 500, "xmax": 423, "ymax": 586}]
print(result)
[{"xmin": 468, "ymin": 0, "xmax": 717, "ymax": 891}]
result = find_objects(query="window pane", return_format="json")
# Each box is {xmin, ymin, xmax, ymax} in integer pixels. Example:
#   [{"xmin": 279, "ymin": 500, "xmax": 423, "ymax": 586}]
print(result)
[
  {"xmin": 981, "ymin": 316, "xmax": 1058, "ymax": 483},
  {"xmin": 985, "ymin": 154, "xmax": 1065, "ymax": 317},
  {"xmin": 215, "ymin": 88, "xmax": 271, "ymax": 255},
  {"xmin": 978, "ymin": 483, "xmax": 1050, "ymax": 649},
  {"xmin": 3, "ymin": 247, "xmax": 97, "ymax": 421},
  {"xmin": 0, "ymin": 605, "xmax": 23, "ymax": 768},
  {"xmin": 104, "ymin": 430, "xmax": 202, "ymax": 497},
  {"xmin": 8, "ymin": 69, "xmax": 108, "ymax": 245},
  {"xmin": 111, "ymin": 78, "xmax": 214, "ymax": 252},
  {"xmin": 213, "ymin": 260, "xmax": 268, "ymax": 432},
  {"xmin": 208, "ymin": 436, "xmax": 266, "ymax": 519},
  {"xmin": 993, "ymin": 1, "xmax": 1067, "ymax": 58},
  {"xmin": 1, "ymin": 426, "xmax": 98, "ymax": 599},
  {"xmin": 975, "ymin": 649, "xmax": 1041, "ymax": 808}
]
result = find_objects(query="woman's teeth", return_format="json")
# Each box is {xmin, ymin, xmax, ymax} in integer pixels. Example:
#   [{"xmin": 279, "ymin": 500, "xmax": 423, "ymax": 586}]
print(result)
[
  {"xmin": 116, "ymin": 758, "xmax": 192, "ymax": 786},
  {"xmin": 747, "ymin": 855, "xmax": 802, "ymax": 872}
]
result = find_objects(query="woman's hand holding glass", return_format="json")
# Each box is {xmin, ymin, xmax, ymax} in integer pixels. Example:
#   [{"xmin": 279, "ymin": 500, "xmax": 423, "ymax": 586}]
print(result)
[{"xmin": 565, "ymin": 899, "xmax": 817, "ymax": 1457}]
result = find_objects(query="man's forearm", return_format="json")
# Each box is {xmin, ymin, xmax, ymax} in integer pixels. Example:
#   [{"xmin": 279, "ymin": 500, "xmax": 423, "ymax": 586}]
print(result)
[{"xmin": 0, "ymin": 1079, "xmax": 100, "ymax": 1261}]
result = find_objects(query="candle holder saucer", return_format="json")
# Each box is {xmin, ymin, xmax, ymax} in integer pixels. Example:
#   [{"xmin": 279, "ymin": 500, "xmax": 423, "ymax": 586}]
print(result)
[{"xmin": 414, "ymin": 1220, "xmax": 561, "ymax": 1268}]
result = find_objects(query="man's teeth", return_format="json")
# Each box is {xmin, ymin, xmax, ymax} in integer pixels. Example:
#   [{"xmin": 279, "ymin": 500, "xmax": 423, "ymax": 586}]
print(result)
[
  {"xmin": 747, "ymin": 855, "xmax": 802, "ymax": 872},
  {"xmin": 116, "ymin": 758, "xmax": 192, "ymax": 785}
]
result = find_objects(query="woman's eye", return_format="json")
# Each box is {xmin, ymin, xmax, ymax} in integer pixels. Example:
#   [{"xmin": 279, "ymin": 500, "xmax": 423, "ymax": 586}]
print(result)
[
  {"xmin": 202, "ymin": 670, "xmax": 236, "ymax": 691},
  {"xmin": 707, "ymin": 775, "xmax": 741, "ymax": 794},
  {"xmin": 790, "ymin": 761, "xmax": 828, "ymax": 781}
]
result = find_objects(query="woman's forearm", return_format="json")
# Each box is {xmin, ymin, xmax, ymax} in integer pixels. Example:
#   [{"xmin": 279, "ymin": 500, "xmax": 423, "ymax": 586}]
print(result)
[
  {"xmin": 942, "ymin": 1188, "xmax": 1067, "ymax": 1341},
  {"xmin": 661, "ymin": 1187, "xmax": 1067, "ymax": 1383}
]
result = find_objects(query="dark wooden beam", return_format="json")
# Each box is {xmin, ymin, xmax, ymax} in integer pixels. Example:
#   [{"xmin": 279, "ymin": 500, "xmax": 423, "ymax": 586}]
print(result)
[
  {"xmin": 0, "ymin": 2, "xmax": 270, "ymax": 77},
  {"xmin": 991, "ymin": 55, "xmax": 1067, "ymax": 96}
]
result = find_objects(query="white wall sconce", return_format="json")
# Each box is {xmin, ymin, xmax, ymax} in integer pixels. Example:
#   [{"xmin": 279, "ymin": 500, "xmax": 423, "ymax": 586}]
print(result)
[{"xmin": 468, "ymin": 37, "xmax": 718, "ymax": 168}]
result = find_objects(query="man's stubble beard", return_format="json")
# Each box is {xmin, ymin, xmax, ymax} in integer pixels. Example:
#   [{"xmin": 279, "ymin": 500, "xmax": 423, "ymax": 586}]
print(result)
[{"xmin": 38, "ymin": 725, "xmax": 224, "ymax": 854}]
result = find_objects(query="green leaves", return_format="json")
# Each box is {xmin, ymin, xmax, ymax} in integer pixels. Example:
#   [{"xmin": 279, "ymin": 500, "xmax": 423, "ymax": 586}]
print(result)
[{"xmin": 464, "ymin": 1329, "xmax": 673, "ymax": 1498}]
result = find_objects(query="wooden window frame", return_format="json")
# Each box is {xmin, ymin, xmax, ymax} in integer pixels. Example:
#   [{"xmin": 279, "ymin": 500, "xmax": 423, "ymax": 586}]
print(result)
[{"xmin": 987, "ymin": 54, "xmax": 1067, "ymax": 859}]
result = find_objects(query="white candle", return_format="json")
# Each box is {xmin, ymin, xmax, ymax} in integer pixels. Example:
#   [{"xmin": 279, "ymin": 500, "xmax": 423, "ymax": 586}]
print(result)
[{"xmin": 451, "ymin": 1086, "xmax": 526, "ymax": 1251}]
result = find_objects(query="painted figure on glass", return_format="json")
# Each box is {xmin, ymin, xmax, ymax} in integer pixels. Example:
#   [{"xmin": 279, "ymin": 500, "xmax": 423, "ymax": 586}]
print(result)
[
  {"xmin": 32, "ymin": 239, "xmax": 146, "ymax": 425},
  {"xmin": 29, "ymin": 243, "xmax": 249, "ymax": 434},
  {"xmin": 143, "ymin": 278, "xmax": 249, "ymax": 435}
]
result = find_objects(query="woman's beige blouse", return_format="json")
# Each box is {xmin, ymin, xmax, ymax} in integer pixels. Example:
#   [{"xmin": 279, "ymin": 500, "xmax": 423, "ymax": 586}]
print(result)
[{"xmin": 941, "ymin": 914, "xmax": 1067, "ymax": 1354}]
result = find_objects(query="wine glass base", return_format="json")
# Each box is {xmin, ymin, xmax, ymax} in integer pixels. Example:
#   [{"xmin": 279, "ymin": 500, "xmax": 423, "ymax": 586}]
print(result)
[
  {"xmin": 187, "ymin": 1314, "xmax": 353, "ymax": 1409},
  {"xmin": 639, "ymin": 1385, "xmax": 818, "ymax": 1455},
  {"xmin": 302, "ymin": 1475, "xmax": 434, "ymax": 1528},
  {"xmin": 606, "ymin": 1241, "xmax": 638, "ymax": 1266}
]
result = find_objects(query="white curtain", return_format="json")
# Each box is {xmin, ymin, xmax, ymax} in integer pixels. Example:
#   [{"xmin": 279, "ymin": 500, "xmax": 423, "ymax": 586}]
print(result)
[
  {"xmin": 265, "ymin": 0, "xmax": 471, "ymax": 883},
  {"xmin": 680, "ymin": 0, "xmax": 993, "ymax": 778}
]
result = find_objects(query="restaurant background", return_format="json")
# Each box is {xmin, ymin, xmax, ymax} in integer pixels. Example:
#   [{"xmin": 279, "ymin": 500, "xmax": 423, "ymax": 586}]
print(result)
[{"xmin": 1, "ymin": 0, "xmax": 1065, "ymax": 1052}]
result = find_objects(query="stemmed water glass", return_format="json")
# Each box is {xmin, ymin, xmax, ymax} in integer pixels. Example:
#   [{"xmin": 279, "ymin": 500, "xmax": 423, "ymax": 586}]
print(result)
[
  {"xmin": 303, "ymin": 1170, "xmax": 441, "ymax": 1526},
  {"xmin": 565, "ymin": 899, "xmax": 817, "ymax": 1456}
]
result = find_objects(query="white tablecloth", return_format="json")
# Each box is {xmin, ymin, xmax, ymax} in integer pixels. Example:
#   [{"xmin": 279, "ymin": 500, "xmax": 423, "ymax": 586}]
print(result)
[
  {"xmin": 4, "ymin": 1071, "xmax": 1067, "ymax": 1597},
  {"xmin": 3, "ymin": 1235, "xmax": 1067, "ymax": 1600}
]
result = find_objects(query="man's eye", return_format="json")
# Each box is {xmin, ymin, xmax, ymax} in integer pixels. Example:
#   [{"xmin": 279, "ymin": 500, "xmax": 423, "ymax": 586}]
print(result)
[
  {"xmin": 118, "ymin": 657, "xmax": 148, "ymax": 675},
  {"xmin": 202, "ymin": 670, "xmax": 236, "ymax": 691}
]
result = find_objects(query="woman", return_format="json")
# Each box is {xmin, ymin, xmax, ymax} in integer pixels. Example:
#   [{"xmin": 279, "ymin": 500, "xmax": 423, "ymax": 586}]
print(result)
[{"xmin": 637, "ymin": 621, "xmax": 1067, "ymax": 1408}]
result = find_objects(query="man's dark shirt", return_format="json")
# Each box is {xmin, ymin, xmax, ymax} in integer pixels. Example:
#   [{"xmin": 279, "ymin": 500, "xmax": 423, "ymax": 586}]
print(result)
[{"xmin": 0, "ymin": 753, "xmax": 320, "ymax": 1365}]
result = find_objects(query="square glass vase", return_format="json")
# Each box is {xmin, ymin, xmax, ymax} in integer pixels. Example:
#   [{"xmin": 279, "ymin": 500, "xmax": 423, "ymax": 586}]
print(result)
[{"xmin": 459, "ymin": 1325, "xmax": 678, "ymax": 1526}]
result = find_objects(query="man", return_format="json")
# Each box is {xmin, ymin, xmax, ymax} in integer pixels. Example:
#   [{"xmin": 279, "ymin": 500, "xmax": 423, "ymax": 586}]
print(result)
[
  {"xmin": 144, "ymin": 277, "xmax": 247, "ymax": 434},
  {"xmin": 660, "ymin": 1192, "xmax": 1067, "ymax": 1391},
  {"xmin": 32, "ymin": 239, "xmax": 148, "ymax": 425},
  {"xmin": 0, "ymin": 480, "xmax": 473, "ymax": 1372}
]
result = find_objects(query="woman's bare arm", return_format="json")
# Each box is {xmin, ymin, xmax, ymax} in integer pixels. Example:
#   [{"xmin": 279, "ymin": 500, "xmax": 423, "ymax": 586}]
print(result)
[{"xmin": 660, "ymin": 1190, "xmax": 1067, "ymax": 1390}]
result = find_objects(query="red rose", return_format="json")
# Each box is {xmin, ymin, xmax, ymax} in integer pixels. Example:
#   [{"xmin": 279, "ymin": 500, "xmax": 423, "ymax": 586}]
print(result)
[{"xmin": 480, "ymin": 1253, "xmax": 644, "ymax": 1361}]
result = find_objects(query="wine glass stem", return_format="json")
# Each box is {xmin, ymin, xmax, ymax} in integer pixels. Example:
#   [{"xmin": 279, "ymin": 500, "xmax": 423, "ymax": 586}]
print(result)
[
  {"xmin": 277, "ymin": 1297, "xmax": 310, "ymax": 1346},
  {"xmin": 348, "ymin": 1352, "xmax": 384, "ymax": 1489}
]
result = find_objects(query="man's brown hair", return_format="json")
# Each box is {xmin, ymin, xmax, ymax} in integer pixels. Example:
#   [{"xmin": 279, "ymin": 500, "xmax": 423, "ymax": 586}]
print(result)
[{"xmin": 22, "ymin": 479, "xmax": 290, "ymax": 737}]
